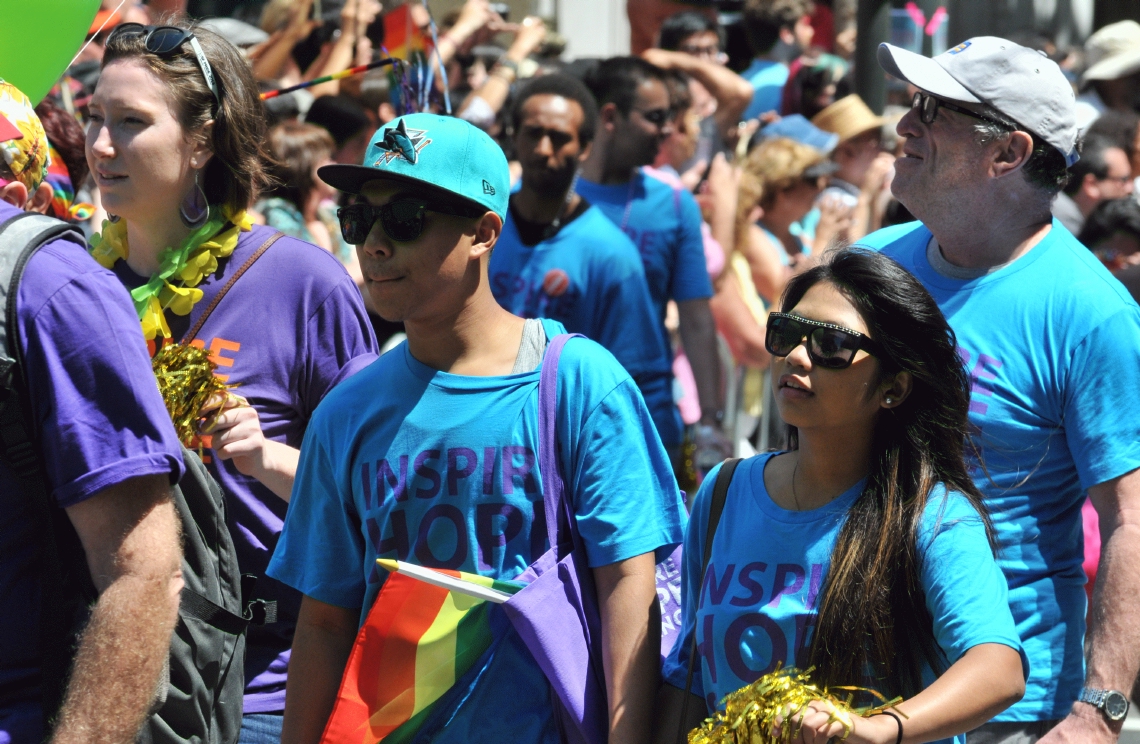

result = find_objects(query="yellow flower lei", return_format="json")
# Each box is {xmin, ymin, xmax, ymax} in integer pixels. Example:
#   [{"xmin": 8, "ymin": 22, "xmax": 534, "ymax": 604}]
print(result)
[{"xmin": 90, "ymin": 205, "xmax": 254, "ymax": 340}]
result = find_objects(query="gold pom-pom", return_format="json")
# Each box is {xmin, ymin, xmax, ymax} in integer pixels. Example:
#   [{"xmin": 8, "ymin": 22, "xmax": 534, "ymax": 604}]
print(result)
[
  {"xmin": 151, "ymin": 343, "xmax": 232, "ymax": 446},
  {"xmin": 688, "ymin": 666, "xmax": 904, "ymax": 744}
]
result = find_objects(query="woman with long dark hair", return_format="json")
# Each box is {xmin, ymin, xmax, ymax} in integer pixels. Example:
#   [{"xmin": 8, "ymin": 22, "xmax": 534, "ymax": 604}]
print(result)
[
  {"xmin": 85, "ymin": 19, "xmax": 377, "ymax": 742},
  {"xmin": 656, "ymin": 248, "xmax": 1025, "ymax": 744}
]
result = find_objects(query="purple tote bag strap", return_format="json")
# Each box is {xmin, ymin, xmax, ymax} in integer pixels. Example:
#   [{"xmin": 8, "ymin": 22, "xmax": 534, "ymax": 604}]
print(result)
[{"xmin": 537, "ymin": 332, "xmax": 584, "ymax": 551}]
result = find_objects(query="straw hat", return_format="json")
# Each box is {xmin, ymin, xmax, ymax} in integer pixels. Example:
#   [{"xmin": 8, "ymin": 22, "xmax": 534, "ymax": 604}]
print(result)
[
  {"xmin": 811, "ymin": 94, "xmax": 886, "ymax": 144},
  {"xmin": 1082, "ymin": 21, "xmax": 1140, "ymax": 84}
]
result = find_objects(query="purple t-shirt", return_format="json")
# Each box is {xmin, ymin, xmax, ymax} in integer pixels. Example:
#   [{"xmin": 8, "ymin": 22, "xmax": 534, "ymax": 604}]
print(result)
[
  {"xmin": 113, "ymin": 224, "xmax": 378, "ymax": 713},
  {"xmin": 0, "ymin": 201, "xmax": 185, "ymax": 741}
]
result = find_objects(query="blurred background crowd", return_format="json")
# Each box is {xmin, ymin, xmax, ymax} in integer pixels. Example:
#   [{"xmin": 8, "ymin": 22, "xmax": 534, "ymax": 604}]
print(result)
[{"xmin": 49, "ymin": 0, "xmax": 1140, "ymax": 435}]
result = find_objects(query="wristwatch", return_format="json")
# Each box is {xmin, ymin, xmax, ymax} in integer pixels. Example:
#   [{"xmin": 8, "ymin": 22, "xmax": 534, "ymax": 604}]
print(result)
[{"xmin": 1078, "ymin": 687, "xmax": 1130, "ymax": 722}]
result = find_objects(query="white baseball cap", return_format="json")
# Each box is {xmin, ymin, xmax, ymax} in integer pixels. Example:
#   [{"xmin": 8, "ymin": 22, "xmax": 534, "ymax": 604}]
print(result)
[{"xmin": 878, "ymin": 37, "xmax": 1080, "ymax": 166}]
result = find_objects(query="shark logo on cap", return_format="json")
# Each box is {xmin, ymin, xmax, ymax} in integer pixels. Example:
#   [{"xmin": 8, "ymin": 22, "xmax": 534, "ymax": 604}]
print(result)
[{"xmin": 374, "ymin": 119, "xmax": 432, "ymax": 165}]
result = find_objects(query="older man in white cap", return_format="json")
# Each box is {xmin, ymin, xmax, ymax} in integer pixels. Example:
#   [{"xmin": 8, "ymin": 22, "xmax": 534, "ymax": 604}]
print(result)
[{"xmin": 858, "ymin": 37, "xmax": 1140, "ymax": 744}]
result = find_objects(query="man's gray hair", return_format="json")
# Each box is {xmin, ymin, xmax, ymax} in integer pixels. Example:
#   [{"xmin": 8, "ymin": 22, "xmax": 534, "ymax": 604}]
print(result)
[{"xmin": 971, "ymin": 103, "xmax": 1070, "ymax": 196}]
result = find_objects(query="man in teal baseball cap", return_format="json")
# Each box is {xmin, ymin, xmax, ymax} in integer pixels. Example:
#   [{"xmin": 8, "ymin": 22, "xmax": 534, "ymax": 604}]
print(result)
[{"xmin": 270, "ymin": 115, "xmax": 685, "ymax": 744}]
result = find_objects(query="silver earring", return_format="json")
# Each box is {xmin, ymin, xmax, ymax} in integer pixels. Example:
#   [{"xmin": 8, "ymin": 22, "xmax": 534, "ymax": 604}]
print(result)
[
  {"xmin": 108, "ymin": 213, "xmax": 120, "ymax": 223},
  {"xmin": 885, "ymin": 397, "xmax": 894, "ymax": 404},
  {"xmin": 179, "ymin": 170, "xmax": 209, "ymax": 229}
]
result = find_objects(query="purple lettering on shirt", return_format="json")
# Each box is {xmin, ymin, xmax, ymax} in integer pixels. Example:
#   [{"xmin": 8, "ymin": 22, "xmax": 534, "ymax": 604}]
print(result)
[
  {"xmin": 413, "ymin": 449, "xmax": 442, "ymax": 499},
  {"xmin": 805, "ymin": 563, "xmax": 823, "ymax": 610},
  {"xmin": 729, "ymin": 562, "xmax": 768, "ymax": 607},
  {"xmin": 698, "ymin": 612, "xmax": 717, "ymax": 685},
  {"xmin": 501, "ymin": 446, "xmax": 538, "ymax": 495},
  {"xmin": 793, "ymin": 612, "xmax": 817, "ymax": 664},
  {"xmin": 700, "ymin": 563, "xmax": 735, "ymax": 608},
  {"xmin": 766, "ymin": 564, "xmax": 805, "ymax": 609},
  {"xmin": 475, "ymin": 502, "xmax": 524, "ymax": 571},
  {"xmin": 378, "ymin": 456, "xmax": 409, "ymax": 503},
  {"xmin": 483, "ymin": 447, "xmax": 496, "ymax": 495},
  {"xmin": 414, "ymin": 504, "xmax": 468, "ymax": 569},
  {"xmin": 447, "ymin": 447, "xmax": 478, "ymax": 496},
  {"xmin": 724, "ymin": 612, "xmax": 785, "ymax": 683},
  {"xmin": 371, "ymin": 510, "xmax": 409, "ymax": 561}
]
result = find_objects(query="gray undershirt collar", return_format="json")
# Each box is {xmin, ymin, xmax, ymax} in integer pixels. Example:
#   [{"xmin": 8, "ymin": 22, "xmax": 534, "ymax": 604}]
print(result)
[
  {"xmin": 511, "ymin": 318, "xmax": 548, "ymax": 374},
  {"xmin": 926, "ymin": 236, "xmax": 1018, "ymax": 280}
]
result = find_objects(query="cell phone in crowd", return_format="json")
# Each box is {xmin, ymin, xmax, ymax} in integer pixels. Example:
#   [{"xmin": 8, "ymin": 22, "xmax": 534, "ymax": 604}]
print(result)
[{"xmin": 489, "ymin": 2, "xmax": 510, "ymax": 21}]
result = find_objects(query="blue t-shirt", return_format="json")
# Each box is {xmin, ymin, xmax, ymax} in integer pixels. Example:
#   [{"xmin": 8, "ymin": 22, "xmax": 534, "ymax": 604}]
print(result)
[
  {"xmin": 577, "ymin": 171, "xmax": 713, "ymax": 447},
  {"xmin": 268, "ymin": 319, "xmax": 686, "ymax": 618},
  {"xmin": 0, "ymin": 201, "xmax": 185, "ymax": 742},
  {"xmin": 661, "ymin": 454, "xmax": 1023, "ymax": 744},
  {"xmin": 858, "ymin": 220, "xmax": 1140, "ymax": 720},
  {"xmin": 741, "ymin": 59, "xmax": 790, "ymax": 120},
  {"xmin": 490, "ymin": 204, "xmax": 672, "ymax": 402}
]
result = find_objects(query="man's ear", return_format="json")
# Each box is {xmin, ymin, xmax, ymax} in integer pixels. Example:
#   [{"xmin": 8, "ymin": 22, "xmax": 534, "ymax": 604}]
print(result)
[
  {"xmin": 598, "ymin": 102, "xmax": 622, "ymax": 134},
  {"xmin": 27, "ymin": 181, "xmax": 53, "ymax": 214},
  {"xmin": 471, "ymin": 211, "xmax": 503, "ymax": 260},
  {"xmin": 778, "ymin": 26, "xmax": 795, "ymax": 46},
  {"xmin": 0, "ymin": 181, "xmax": 28, "ymax": 209},
  {"xmin": 1081, "ymin": 172, "xmax": 1101, "ymax": 200},
  {"xmin": 990, "ymin": 130, "xmax": 1034, "ymax": 179}
]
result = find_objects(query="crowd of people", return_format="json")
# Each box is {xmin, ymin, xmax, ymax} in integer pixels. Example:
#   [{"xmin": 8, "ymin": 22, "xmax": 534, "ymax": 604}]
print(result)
[{"xmin": 2, "ymin": 1, "xmax": 1140, "ymax": 744}]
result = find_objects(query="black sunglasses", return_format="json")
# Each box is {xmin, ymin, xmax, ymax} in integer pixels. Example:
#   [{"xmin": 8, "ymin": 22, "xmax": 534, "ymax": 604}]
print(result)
[
  {"xmin": 108, "ymin": 23, "xmax": 220, "ymax": 103},
  {"xmin": 912, "ymin": 91, "xmax": 1007, "ymax": 128},
  {"xmin": 338, "ymin": 198, "xmax": 485, "ymax": 244},
  {"xmin": 765, "ymin": 312, "xmax": 882, "ymax": 370}
]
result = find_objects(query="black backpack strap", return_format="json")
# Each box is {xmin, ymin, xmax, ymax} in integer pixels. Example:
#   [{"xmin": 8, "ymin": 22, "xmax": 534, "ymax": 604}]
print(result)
[
  {"xmin": 676, "ymin": 457, "xmax": 742, "ymax": 742},
  {"xmin": 180, "ymin": 586, "xmax": 277, "ymax": 635},
  {"xmin": 0, "ymin": 213, "xmax": 93, "ymax": 719}
]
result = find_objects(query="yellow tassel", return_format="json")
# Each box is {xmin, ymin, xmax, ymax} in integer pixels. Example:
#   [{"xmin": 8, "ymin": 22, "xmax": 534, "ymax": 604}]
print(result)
[
  {"xmin": 687, "ymin": 666, "xmax": 904, "ymax": 744},
  {"xmin": 151, "ymin": 343, "xmax": 233, "ymax": 446}
]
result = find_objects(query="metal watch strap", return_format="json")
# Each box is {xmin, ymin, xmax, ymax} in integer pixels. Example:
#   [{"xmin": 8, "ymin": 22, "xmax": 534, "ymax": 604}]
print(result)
[{"xmin": 1079, "ymin": 687, "xmax": 1107, "ymax": 708}]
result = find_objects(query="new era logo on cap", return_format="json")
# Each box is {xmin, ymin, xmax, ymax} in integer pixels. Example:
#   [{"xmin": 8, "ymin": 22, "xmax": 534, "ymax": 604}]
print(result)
[
  {"xmin": 482, "ymin": 180, "xmax": 496, "ymax": 195},
  {"xmin": 948, "ymin": 40, "xmax": 971, "ymax": 54}
]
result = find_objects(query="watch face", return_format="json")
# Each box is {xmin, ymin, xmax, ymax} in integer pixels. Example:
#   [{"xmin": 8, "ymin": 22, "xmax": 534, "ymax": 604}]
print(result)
[{"xmin": 1105, "ymin": 691, "xmax": 1130, "ymax": 721}]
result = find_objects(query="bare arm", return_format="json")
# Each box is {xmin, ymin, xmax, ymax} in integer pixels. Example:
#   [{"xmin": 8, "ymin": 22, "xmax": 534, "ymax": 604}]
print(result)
[
  {"xmin": 743, "ymin": 223, "xmax": 790, "ymax": 305},
  {"xmin": 793, "ymin": 643, "xmax": 1025, "ymax": 744},
  {"xmin": 51, "ymin": 474, "xmax": 183, "ymax": 744},
  {"xmin": 308, "ymin": 0, "xmax": 382, "ymax": 98},
  {"xmin": 709, "ymin": 271, "xmax": 770, "ymax": 369},
  {"xmin": 457, "ymin": 17, "xmax": 547, "ymax": 123},
  {"xmin": 251, "ymin": 0, "xmax": 318, "ymax": 82},
  {"xmin": 281, "ymin": 596, "xmax": 360, "ymax": 744},
  {"xmin": 594, "ymin": 553, "xmax": 660, "ymax": 744},
  {"xmin": 677, "ymin": 298, "xmax": 724, "ymax": 426},
  {"xmin": 641, "ymin": 50, "xmax": 753, "ymax": 140},
  {"xmin": 1038, "ymin": 468, "xmax": 1140, "ymax": 744}
]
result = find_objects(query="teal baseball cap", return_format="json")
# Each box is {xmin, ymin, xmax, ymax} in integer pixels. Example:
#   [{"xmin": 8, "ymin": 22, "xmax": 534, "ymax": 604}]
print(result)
[{"xmin": 318, "ymin": 113, "xmax": 510, "ymax": 219}]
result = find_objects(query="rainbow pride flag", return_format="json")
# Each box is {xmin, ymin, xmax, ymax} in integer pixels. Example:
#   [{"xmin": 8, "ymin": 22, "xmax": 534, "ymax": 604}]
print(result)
[{"xmin": 320, "ymin": 560, "xmax": 524, "ymax": 744}]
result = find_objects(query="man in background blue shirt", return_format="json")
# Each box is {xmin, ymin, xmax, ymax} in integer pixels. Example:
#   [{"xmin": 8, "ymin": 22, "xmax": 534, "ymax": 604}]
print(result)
[
  {"xmin": 490, "ymin": 75, "xmax": 666, "ymax": 394},
  {"xmin": 739, "ymin": 0, "xmax": 816, "ymax": 119},
  {"xmin": 579, "ymin": 56, "xmax": 727, "ymax": 466}
]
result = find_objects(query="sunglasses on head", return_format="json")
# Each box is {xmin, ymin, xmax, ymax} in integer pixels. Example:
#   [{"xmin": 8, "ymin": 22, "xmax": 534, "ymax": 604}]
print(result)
[
  {"xmin": 765, "ymin": 311, "xmax": 882, "ymax": 369},
  {"xmin": 108, "ymin": 23, "xmax": 220, "ymax": 104},
  {"xmin": 911, "ymin": 91, "xmax": 1007, "ymax": 128},
  {"xmin": 337, "ymin": 197, "xmax": 485, "ymax": 244}
]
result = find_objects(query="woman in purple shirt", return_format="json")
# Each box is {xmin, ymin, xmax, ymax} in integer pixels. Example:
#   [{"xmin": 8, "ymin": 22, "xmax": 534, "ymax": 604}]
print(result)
[{"xmin": 84, "ymin": 21, "xmax": 378, "ymax": 743}]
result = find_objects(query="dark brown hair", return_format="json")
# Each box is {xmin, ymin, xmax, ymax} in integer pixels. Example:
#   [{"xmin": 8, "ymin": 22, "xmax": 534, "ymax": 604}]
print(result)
[
  {"xmin": 36, "ymin": 98, "xmax": 89, "ymax": 188},
  {"xmin": 782, "ymin": 248, "xmax": 994, "ymax": 699},
  {"xmin": 101, "ymin": 17, "xmax": 271, "ymax": 214},
  {"xmin": 263, "ymin": 121, "xmax": 335, "ymax": 210}
]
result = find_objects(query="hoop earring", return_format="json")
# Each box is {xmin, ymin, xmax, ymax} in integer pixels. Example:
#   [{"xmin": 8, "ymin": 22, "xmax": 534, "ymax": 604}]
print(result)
[
  {"xmin": 179, "ymin": 170, "xmax": 209, "ymax": 229},
  {"xmin": 108, "ymin": 214, "xmax": 121, "ymax": 223}
]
